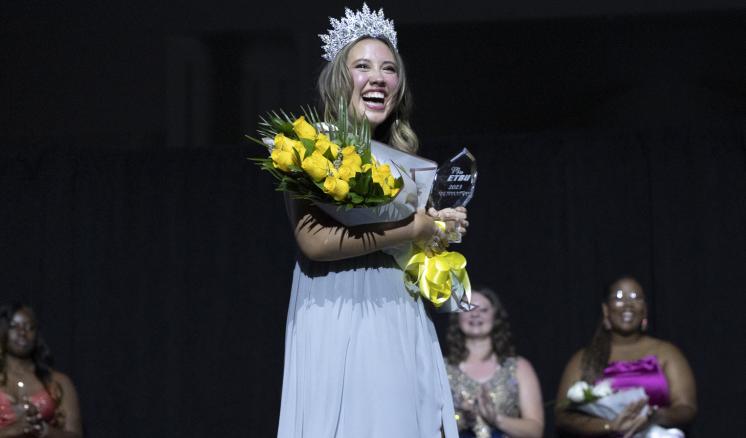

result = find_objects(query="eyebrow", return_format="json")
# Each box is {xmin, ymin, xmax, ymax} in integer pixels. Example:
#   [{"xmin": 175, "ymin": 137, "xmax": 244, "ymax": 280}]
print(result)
[{"xmin": 349, "ymin": 57, "xmax": 397, "ymax": 67}]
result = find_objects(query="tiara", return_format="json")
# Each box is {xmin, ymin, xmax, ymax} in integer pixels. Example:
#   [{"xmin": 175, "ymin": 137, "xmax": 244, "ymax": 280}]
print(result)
[{"xmin": 319, "ymin": 3, "xmax": 398, "ymax": 61}]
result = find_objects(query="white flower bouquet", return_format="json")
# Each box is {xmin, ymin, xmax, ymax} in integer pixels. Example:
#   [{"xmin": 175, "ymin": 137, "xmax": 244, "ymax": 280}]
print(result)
[
  {"xmin": 565, "ymin": 381, "xmax": 685, "ymax": 438},
  {"xmin": 567, "ymin": 380, "xmax": 649, "ymax": 420}
]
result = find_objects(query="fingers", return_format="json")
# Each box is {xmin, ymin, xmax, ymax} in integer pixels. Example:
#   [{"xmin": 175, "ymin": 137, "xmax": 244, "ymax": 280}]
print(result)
[
  {"xmin": 476, "ymin": 386, "xmax": 495, "ymax": 419},
  {"xmin": 428, "ymin": 207, "xmax": 469, "ymax": 239},
  {"xmin": 621, "ymin": 414, "xmax": 648, "ymax": 438},
  {"xmin": 621, "ymin": 399, "xmax": 645, "ymax": 415},
  {"xmin": 428, "ymin": 207, "xmax": 468, "ymax": 221},
  {"xmin": 474, "ymin": 398, "xmax": 489, "ymax": 420},
  {"xmin": 26, "ymin": 411, "xmax": 42, "ymax": 423},
  {"xmin": 23, "ymin": 422, "xmax": 46, "ymax": 438},
  {"xmin": 613, "ymin": 400, "xmax": 649, "ymax": 436},
  {"xmin": 457, "ymin": 220, "xmax": 468, "ymax": 235},
  {"xmin": 424, "ymin": 234, "xmax": 448, "ymax": 256},
  {"xmin": 444, "ymin": 219, "xmax": 469, "ymax": 235},
  {"xmin": 631, "ymin": 399, "xmax": 647, "ymax": 415},
  {"xmin": 24, "ymin": 402, "xmax": 39, "ymax": 416}
]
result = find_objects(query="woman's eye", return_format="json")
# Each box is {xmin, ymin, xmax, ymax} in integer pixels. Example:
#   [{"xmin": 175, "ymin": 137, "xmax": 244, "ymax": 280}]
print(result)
[{"xmin": 355, "ymin": 63, "xmax": 369, "ymax": 69}]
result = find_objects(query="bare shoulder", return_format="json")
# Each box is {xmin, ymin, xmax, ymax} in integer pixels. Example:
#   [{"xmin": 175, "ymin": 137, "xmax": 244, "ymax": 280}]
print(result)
[
  {"xmin": 514, "ymin": 356, "xmax": 540, "ymax": 380},
  {"xmin": 515, "ymin": 356, "xmax": 536, "ymax": 371},
  {"xmin": 566, "ymin": 348, "xmax": 585, "ymax": 367},
  {"xmin": 646, "ymin": 337, "xmax": 689, "ymax": 365}
]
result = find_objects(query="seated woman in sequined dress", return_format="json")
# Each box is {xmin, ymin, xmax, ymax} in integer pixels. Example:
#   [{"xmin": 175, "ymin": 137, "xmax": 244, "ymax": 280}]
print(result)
[
  {"xmin": 555, "ymin": 276, "xmax": 697, "ymax": 437},
  {"xmin": 445, "ymin": 286, "xmax": 544, "ymax": 438},
  {"xmin": 0, "ymin": 303, "xmax": 82, "ymax": 438}
]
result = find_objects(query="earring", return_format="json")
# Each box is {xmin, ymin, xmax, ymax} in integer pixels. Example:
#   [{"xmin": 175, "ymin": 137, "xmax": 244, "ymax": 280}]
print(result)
[
  {"xmin": 641, "ymin": 318, "xmax": 648, "ymax": 332},
  {"xmin": 603, "ymin": 317, "xmax": 611, "ymax": 330}
]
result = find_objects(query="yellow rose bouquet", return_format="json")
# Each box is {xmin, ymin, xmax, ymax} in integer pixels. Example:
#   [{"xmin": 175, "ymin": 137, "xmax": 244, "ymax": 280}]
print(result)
[
  {"xmin": 247, "ymin": 103, "xmax": 404, "ymax": 212},
  {"xmin": 248, "ymin": 103, "xmax": 473, "ymax": 312}
]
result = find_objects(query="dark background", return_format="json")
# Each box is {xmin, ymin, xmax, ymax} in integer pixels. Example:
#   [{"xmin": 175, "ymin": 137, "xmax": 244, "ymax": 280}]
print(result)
[{"xmin": 2, "ymin": 1, "xmax": 745, "ymax": 437}]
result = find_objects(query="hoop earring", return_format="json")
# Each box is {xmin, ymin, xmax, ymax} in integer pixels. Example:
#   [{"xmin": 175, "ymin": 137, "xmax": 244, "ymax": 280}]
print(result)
[{"xmin": 641, "ymin": 318, "xmax": 648, "ymax": 332}]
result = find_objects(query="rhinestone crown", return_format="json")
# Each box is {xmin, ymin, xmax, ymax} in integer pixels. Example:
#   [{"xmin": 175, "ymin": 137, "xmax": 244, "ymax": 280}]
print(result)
[{"xmin": 319, "ymin": 3, "xmax": 398, "ymax": 61}]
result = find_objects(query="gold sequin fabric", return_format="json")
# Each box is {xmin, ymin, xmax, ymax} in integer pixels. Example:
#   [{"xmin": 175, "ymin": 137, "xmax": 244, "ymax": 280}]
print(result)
[{"xmin": 446, "ymin": 357, "xmax": 520, "ymax": 437}]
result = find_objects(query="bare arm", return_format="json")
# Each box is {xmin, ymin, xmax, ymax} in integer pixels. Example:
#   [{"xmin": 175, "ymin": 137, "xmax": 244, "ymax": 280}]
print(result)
[
  {"xmin": 291, "ymin": 202, "xmax": 440, "ymax": 262},
  {"xmin": 554, "ymin": 350, "xmax": 615, "ymax": 436},
  {"xmin": 491, "ymin": 357, "xmax": 544, "ymax": 438},
  {"xmin": 46, "ymin": 372, "xmax": 82, "ymax": 438},
  {"xmin": 651, "ymin": 342, "xmax": 697, "ymax": 427}
]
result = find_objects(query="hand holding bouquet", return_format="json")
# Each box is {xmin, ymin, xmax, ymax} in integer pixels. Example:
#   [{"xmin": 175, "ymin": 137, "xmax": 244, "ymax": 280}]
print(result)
[
  {"xmin": 565, "ymin": 381, "xmax": 684, "ymax": 438},
  {"xmin": 248, "ymin": 103, "xmax": 472, "ymax": 312}
]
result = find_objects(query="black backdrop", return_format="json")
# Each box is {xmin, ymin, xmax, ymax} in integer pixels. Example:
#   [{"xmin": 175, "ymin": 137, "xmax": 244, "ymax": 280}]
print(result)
[{"xmin": 2, "ymin": 3, "xmax": 746, "ymax": 438}]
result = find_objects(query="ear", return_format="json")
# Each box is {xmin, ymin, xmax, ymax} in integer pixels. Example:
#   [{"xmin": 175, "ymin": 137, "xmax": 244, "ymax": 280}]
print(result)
[{"xmin": 601, "ymin": 303, "xmax": 609, "ymax": 318}]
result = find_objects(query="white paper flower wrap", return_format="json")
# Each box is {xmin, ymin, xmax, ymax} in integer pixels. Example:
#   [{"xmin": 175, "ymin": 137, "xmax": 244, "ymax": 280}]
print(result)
[{"xmin": 571, "ymin": 386, "xmax": 685, "ymax": 438}]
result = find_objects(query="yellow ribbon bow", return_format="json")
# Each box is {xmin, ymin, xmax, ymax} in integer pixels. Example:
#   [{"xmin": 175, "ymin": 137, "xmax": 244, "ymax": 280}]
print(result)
[{"xmin": 404, "ymin": 249, "xmax": 471, "ymax": 308}]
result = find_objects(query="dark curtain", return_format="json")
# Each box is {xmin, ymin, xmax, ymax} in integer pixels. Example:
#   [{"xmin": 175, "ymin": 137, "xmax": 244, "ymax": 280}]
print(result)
[{"xmin": 2, "ymin": 123, "xmax": 745, "ymax": 437}]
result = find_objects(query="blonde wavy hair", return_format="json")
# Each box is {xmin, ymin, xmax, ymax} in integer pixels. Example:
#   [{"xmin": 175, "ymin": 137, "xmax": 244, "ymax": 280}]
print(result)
[{"xmin": 317, "ymin": 36, "xmax": 419, "ymax": 154}]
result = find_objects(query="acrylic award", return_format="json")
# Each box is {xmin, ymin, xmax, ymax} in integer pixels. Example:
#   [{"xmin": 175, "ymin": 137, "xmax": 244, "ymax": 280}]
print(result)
[
  {"xmin": 429, "ymin": 148, "xmax": 477, "ymax": 209},
  {"xmin": 429, "ymin": 148, "xmax": 476, "ymax": 242}
]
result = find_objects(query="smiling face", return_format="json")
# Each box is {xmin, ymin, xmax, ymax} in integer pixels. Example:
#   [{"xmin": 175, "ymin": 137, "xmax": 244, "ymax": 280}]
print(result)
[
  {"xmin": 6, "ymin": 307, "xmax": 37, "ymax": 358},
  {"xmin": 602, "ymin": 277, "xmax": 647, "ymax": 335},
  {"xmin": 458, "ymin": 291, "xmax": 496, "ymax": 338},
  {"xmin": 346, "ymin": 38, "xmax": 399, "ymax": 130}
]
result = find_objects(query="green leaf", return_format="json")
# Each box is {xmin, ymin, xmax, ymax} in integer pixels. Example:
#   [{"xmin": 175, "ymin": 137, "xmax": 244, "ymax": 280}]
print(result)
[
  {"xmin": 300, "ymin": 138, "xmax": 316, "ymax": 157},
  {"xmin": 356, "ymin": 170, "xmax": 371, "ymax": 194},
  {"xmin": 277, "ymin": 121, "xmax": 295, "ymax": 137},
  {"xmin": 322, "ymin": 147, "xmax": 337, "ymax": 162},
  {"xmin": 393, "ymin": 176, "xmax": 404, "ymax": 189},
  {"xmin": 349, "ymin": 192, "xmax": 364, "ymax": 204}
]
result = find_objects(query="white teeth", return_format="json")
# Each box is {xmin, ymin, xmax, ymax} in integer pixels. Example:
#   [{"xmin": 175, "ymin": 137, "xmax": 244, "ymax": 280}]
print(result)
[{"xmin": 363, "ymin": 91, "xmax": 384, "ymax": 99}]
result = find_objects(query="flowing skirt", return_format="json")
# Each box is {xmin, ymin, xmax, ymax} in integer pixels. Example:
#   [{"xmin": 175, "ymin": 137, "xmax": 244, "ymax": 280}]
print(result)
[{"xmin": 277, "ymin": 251, "xmax": 458, "ymax": 438}]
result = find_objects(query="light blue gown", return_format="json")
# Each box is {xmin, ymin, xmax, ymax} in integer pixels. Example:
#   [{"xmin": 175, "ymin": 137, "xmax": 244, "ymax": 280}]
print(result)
[{"xmin": 277, "ymin": 237, "xmax": 458, "ymax": 437}]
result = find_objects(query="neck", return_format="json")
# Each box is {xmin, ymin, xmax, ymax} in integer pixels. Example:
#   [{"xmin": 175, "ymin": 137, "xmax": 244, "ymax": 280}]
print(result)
[
  {"xmin": 610, "ymin": 330, "xmax": 644, "ymax": 346},
  {"xmin": 5, "ymin": 355, "xmax": 35, "ymax": 375},
  {"xmin": 464, "ymin": 336, "xmax": 494, "ymax": 361}
]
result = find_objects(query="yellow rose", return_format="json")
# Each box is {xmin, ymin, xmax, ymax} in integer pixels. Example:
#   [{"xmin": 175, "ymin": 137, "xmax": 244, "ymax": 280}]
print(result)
[
  {"xmin": 271, "ymin": 148, "xmax": 295, "ymax": 172},
  {"xmin": 370, "ymin": 167, "xmax": 384, "ymax": 185},
  {"xmin": 389, "ymin": 187, "xmax": 401, "ymax": 197},
  {"xmin": 314, "ymin": 136, "xmax": 340, "ymax": 158},
  {"xmin": 323, "ymin": 176, "xmax": 350, "ymax": 201},
  {"xmin": 377, "ymin": 179, "xmax": 391, "ymax": 196},
  {"xmin": 273, "ymin": 133, "xmax": 292, "ymax": 151},
  {"xmin": 274, "ymin": 133, "xmax": 306, "ymax": 163},
  {"xmin": 342, "ymin": 150, "xmax": 363, "ymax": 171},
  {"xmin": 301, "ymin": 150, "xmax": 332, "ymax": 182},
  {"xmin": 376, "ymin": 163, "xmax": 391, "ymax": 176},
  {"xmin": 293, "ymin": 116, "xmax": 317, "ymax": 140},
  {"xmin": 336, "ymin": 164, "xmax": 358, "ymax": 181}
]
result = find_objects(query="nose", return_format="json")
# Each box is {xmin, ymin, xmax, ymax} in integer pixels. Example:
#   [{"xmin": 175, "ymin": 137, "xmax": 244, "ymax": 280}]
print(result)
[
  {"xmin": 368, "ymin": 68, "xmax": 385, "ymax": 85},
  {"xmin": 11, "ymin": 324, "xmax": 32, "ymax": 336}
]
